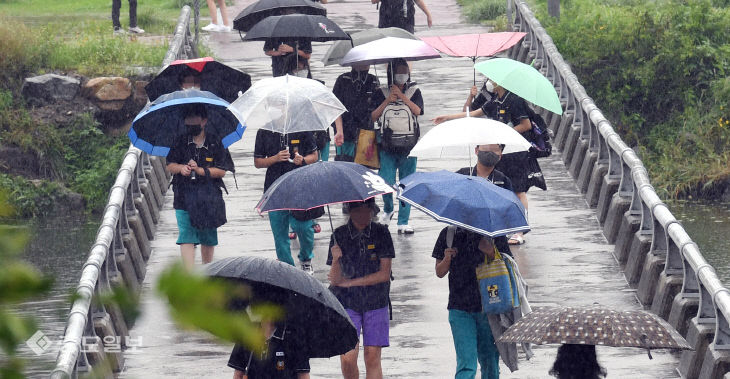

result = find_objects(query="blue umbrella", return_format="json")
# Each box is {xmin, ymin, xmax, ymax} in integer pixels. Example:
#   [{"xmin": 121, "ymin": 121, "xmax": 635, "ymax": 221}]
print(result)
[
  {"xmin": 256, "ymin": 161, "xmax": 394, "ymax": 213},
  {"xmin": 128, "ymin": 89, "xmax": 245, "ymax": 156},
  {"xmin": 397, "ymin": 170, "xmax": 529, "ymax": 237}
]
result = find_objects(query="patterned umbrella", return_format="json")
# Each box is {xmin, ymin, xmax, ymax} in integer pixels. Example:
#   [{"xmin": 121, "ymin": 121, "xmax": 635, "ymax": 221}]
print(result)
[{"xmin": 497, "ymin": 306, "xmax": 692, "ymax": 351}]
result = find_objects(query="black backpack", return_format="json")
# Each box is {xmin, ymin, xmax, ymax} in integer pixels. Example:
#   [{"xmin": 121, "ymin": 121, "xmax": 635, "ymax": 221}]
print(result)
[{"xmin": 524, "ymin": 108, "xmax": 552, "ymax": 158}]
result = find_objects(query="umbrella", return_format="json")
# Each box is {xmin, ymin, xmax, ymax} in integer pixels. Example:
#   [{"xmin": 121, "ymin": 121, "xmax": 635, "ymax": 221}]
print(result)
[
  {"xmin": 242, "ymin": 14, "xmax": 350, "ymax": 42},
  {"xmin": 321, "ymin": 27, "xmax": 419, "ymax": 66},
  {"xmin": 421, "ymin": 32, "xmax": 526, "ymax": 84},
  {"xmin": 144, "ymin": 57, "xmax": 252, "ymax": 103},
  {"xmin": 233, "ymin": 0, "xmax": 327, "ymax": 32},
  {"xmin": 497, "ymin": 306, "xmax": 692, "ymax": 352},
  {"xmin": 475, "ymin": 58, "xmax": 563, "ymax": 115},
  {"xmin": 340, "ymin": 37, "xmax": 441, "ymax": 66},
  {"xmin": 397, "ymin": 170, "xmax": 529, "ymax": 237},
  {"xmin": 228, "ymin": 75, "xmax": 346, "ymax": 135},
  {"xmin": 206, "ymin": 256, "xmax": 358, "ymax": 358},
  {"xmin": 410, "ymin": 117, "xmax": 532, "ymax": 157},
  {"xmin": 128, "ymin": 89, "xmax": 244, "ymax": 156}
]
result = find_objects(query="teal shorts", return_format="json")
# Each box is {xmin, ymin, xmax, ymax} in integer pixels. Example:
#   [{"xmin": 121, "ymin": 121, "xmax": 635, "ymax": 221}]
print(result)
[{"xmin": 175, "ymin": 209, "xmax": 218, "ymax": 246}]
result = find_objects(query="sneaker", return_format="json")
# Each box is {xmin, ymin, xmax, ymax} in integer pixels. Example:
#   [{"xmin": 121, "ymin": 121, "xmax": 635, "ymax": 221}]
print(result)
[
  {"xmin": 300, "ymin": 261, "xmax": 314, "ymax": 275},
  {"xmin": 289, "ymin": 231, "xmax": 297, "ymax": 240},
  {"xmin": 312, "ymin": 223, "xmax": 322, "ymax": 233},
  {"xmin": 217, "ymin": 24, "xmax": 232, "ymax": 32},
  {"xmin": 128, "ymin": 26, "xmax": 145, "ymax": 34},
  {"xmin": 113, "ymin": 27, "xmax": 125, "ymax": 36},
  {"xmin": 378, "ymin": 211, "xmax": 394, "ymax": 225},
  {"xmin": 397, "ymin": 224, "xmax": 414, "ymax": 234},
  {"xmin": 202, "ymin": 23, "xmax": 220, "ymax": 31}
]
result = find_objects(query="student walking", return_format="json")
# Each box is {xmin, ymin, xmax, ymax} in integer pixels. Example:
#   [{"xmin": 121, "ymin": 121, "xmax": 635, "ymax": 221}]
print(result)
[
  {"xmin": 202, "ymin": 0, "xmax": 232, "ymax": 32},
  {"xmin": 112, "ymin": 0, "xmax": 144, "ymax": 35},
  {"xmin": 332, "ymin": 64, "xmax": 380, "ymax": 162},
  {"xmin": 372, "ymin": 0, "xmax": 433, "ymax": 33}
]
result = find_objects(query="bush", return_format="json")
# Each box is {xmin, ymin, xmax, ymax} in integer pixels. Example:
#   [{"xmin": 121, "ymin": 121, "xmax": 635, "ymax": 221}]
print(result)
[
  {"xmin": 463, "ymin": 0, "xmax": 506, "ymax": 23},
  {"xmin": 0, "ymin": 18, "xmax": 55, "ymax": 90}
]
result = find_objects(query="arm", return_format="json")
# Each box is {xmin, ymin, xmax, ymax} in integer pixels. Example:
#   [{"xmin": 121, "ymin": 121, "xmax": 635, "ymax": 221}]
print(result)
[
  {"xmin": 333, "ymin": 116, "xmax": 344, "ymax": 147},
  {"xmin": 297, "ymin": 374, "xmax": 310, "ymax": 379},
  {"xmin": 432, "ymin": 108, "xmax": 483, "ymax": 125},
  {"xmin": 414, "ymin": 0, "xmax": 433, "ymax": 27},
  {"xmin": 462, "ymin": 86, "xmax": 478, "ymax": 112},
  {"xmin": 297, "ymin": 50, "xmax": 311, "ymax": 59},
  {"xmin": 513, "ymin": 117, "xmax": 532, "ymax": 134},
  {"xmin": 166, "ymin": 162, "xmax": 191, "ymax": 176},
  {"xmin": 337, "ymin": 258, "xmax": 392, "ymax": 287},
  {"xmin": 254, "ymin": 150, "xmax": 290, "ymax": 168},
  {"xmin": 192, "ymin": 166, "xmax": 226, "ymax": 179},
  {"xmin": 328, "ymin": 244, "xmax": 345, "ymax": 286},
  {"xmin": 233, "ymin": 370, "xmax": 245, "ymax": 379},
  {"xmin": 371, "ymin": 91, "xmax": 398, "ymax": 121},
  {"xmin": 394, "ymin": 86, "xmax": 422, "ymax": 115},
  {"xmin": 435, "ymin": 248, "xmax": 457, "ymax": 278},
  {"xmin": 371, "ymin": 0, "xmax": 380, "ymax": 3}
]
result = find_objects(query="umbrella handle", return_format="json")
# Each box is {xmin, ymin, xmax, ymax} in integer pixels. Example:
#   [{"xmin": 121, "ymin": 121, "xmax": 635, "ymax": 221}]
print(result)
[{"xmin": 327, "ymin": 205, "xmax": 338, "ymax": 246}]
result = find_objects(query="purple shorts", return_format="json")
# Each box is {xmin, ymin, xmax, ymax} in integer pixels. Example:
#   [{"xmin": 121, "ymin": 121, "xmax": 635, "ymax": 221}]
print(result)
[{"xmin": 346, "ymin": 307, "xmax": 390, "ymax": 347}]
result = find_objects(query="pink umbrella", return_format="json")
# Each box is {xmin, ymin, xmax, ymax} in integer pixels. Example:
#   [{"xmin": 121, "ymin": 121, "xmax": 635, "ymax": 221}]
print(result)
[{"xmin": 421, "ymin": 32, "xmax": 526, "ymax": 84}]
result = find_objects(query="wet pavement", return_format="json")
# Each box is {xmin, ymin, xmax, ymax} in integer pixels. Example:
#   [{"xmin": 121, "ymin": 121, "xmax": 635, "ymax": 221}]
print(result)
[{"xmin": 120, "ymin": 0, "xmax": 681, "ymax": 377}]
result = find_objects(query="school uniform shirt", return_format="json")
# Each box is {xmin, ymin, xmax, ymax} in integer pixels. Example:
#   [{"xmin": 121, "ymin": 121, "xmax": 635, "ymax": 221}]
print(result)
[
  {"xmin": 263, "ymin": 38, "xmax": 313, "ymax": 77},
  {"xmin": 167, "ymin": 134, "xmax": 233, "ymax": 210},
  {"xmin": 254, "ymin": 129, "xmax": 317, "ymax": 192},
  {"xmin": 326, "ymin": 221, "xmax": 395, "ymax": 312},
  {"xmin": 456, "ymin": 166, "xmax": 513, "ymax": 257},
  {"xmin": 470, "ymin": 85, "xmax": 497, "ymax": 112},
  {"xmin": 228, "ymin": 327, "xmax": 310, "ymax": 379},
  {"xmin": 369, "ymin": 82, "xmax": 425, "ymax": 119},
  {"xmin": 332, "ymin": 71, "xmax": 380, "ymax": 142},
  {"xmin": 432, "ymin": 227, "xmax": 485, "ymax": 313},
  {"xmin": 378, "ymin": 0, "xmax": 416, "ymax": 33}
]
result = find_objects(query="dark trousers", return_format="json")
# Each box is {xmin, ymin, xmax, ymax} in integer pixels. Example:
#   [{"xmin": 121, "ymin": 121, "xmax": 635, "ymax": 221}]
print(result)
[{"xmin": 112, "ymin": 0, "xmax": 138, "ymax": 28}]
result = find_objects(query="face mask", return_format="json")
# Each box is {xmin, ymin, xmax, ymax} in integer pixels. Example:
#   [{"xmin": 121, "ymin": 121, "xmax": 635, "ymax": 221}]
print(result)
[
  {"xmin": 394, "ymin": 74, "xmax": 409, "ymax": 85},
  {"xmin": 294, "ymin": 70, "xmax": 308, "ymax": 78},
  {"xmin": 185, "ymin": 123, "xmax": 202, "ymax": 136},
  {"xmin": 477, "ymin": 151, "xmax": 500, "ymax": 167},
  {"xmin": 485, "ymin": 80, "xmax": 495, "ymax": 93}
]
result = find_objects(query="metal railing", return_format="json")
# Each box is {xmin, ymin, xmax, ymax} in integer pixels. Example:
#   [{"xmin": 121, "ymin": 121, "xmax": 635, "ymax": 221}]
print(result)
[
  {"xmin": 50, "ymin": 6, "xmax": 198, "ymax": 378},
  {"xmin": 506, "ymin": 1, "xmax": 730, "ymax": 377}
]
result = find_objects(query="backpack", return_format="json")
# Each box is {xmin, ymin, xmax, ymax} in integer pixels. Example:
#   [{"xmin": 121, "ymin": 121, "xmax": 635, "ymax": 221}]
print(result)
[
  {"xmin": 377, "ymin": 85, "xmax": 420, "ymax": 155},
  {"xmin": 525, "ymin": 108, "xmax": 552, "ymax": 158}
]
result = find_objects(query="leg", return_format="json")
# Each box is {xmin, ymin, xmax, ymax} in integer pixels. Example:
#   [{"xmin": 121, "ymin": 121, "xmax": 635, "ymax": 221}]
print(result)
[
  {"xmin": 111, "ymin": 0, "xmax": 122, "ymax": 28},
  {"xmin": 395, "ymin": 156, "xmax": 417, "ymax": 226},
  {"xmin": 510, "ymin": 191, "xmax": 528, "ymax": 243},
  {"xmin": 175, "ymin": 210, "xmax": 201, "ymax": 270},
  {"xmin": 336, "ymin": 141, "xmax": 356, "ymax": 161},
  {"xmin": 205, "ymin": 0, "xmax": 218, "ymax": 24},
  {"xmin": 198, "ymin": 227, "xmax": 218, "ymax": 264},
  {"xmin": 200, "ymin": 245, "xmax": 215, "ymax": 264},
  {"xmin": 128, "ymin": 0, "xmax": 138, "ymax": 27},
  {"xmin": 378, "ymin": 151, "xmax": 397, "ymax": 214},
  {"xmin": 268, "ymin": 210, "xmax": 295, "ymax": 265},
  {"xmin": 216, "ymin": 0, "xmax": 230, "ymax": 26},
  {"xmin": 289, "ymin": 216, "xmax": 314, "ymax": 263},
  {"xmin": 475, "ymin": 312, "xmax": 500, "ymax": 379},
  {"xmin": 340, "ymin": 344, "xmax": 360, "ymax": 379},
  {"xmin": 320, "ymin": 141, "xmax": 331, "ymax": 162},
  {"xmin": 180, "ymin": 244, "xmax": 196, "ymax": 270},
  {"xmin": 448, "ymin": 309, "xmax": 479, "ymax": 379},
  {"xmin": 363, "ymin": 346, "xmax": 383, "ymax": 379}
]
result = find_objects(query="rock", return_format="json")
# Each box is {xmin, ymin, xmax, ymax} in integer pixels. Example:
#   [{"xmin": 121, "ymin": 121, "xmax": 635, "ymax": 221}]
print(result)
[
  {"xmin": 21, "ymin": 74, "xmax": 80, "ymax": 105},
  {"xmin": 96, "ymin": 100, "xmax": 127, "ymax": 112},
  {"xmin": 0, "ymin": 144, "xmax": 43, "ymax": 179},
  {"xmin": 83, "ymin": 77, "xmax": 132, "ymax": 101},
  {"xmin": 132, "ymin": 80, "xmax": 149, "ymax": 108}
]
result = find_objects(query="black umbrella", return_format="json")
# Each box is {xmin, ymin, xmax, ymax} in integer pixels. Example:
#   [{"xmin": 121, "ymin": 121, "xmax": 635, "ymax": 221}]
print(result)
[
  {"xmin": 233, "ymin": 0, "xmax": 327, "ymax": 32},
  {"xmin": 242, "ymin": 14, "xmax": 350, "ymax": 42},
  {"xmin": 206, "ymin": 256, "xmax": 358, "ymax": 358},
  {"xmin": 144, "ymin": 57, "xmax": 251, "ymax": 103}
]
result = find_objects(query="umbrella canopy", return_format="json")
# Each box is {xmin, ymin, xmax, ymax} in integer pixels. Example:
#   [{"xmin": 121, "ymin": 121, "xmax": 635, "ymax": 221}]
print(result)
[
  {"xmin": 228, "ymin": 75, "xmax": 346, "ymax": 134},
  {"xmin": 340, "ymin": 37, "xmax": 441, "ymax": 66},
  {"xmin": 322, "ymin": 27, "xmax": 419, "ymax": 66},
  {"xmin": 233, "ymin": 0, "xmax": 327, "ymax": 32},
  {"xmin": 144, "ymin": 57, "xmax": 252, "ymax": 103},
  {"xmin": 497, "ymin": 306, "xmax": 692, "ymax": 350},
  {"xmin": 256, "ymin": 161, "xmax": 395, "ymax": 214},
  {"xmin": 397, "ymin": 170, "xmax": 529, "ymax": 237},
  {"xmin": 128, "ymin": 89, "xmax": 244, "ymax": 156},
  {"xmin": 206, "ymin": 256, "xmax": 358, "ymax": 358},
  {"xmin": 420, "ymin": 32, "xmax": 526, "ymax": 58},
  {"xmin": 242, "ymin": 14, "xmax": 350, "ymax": 42},
  {"xmin": 475, "ymin": 58, "xmax": 562, "ymax": 115},
  {"xmin": 409, "ymin": 117, "xmax": 532, "ymax": 157}
]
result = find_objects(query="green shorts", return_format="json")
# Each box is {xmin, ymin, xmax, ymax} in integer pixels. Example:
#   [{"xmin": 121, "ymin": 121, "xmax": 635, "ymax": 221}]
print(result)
[{"xmin": 175, "ymin": 209, "xmax": 218, "ymax": 246}]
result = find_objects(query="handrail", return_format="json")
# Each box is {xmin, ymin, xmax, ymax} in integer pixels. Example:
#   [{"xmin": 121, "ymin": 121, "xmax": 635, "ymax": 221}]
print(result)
[
  {"xmin": 507, "ymin": 0, "xmax": 730, "ymax": 375},
  {"xmin": 50, "ymin": 6, "xmax": 198, "ymax": 378}
]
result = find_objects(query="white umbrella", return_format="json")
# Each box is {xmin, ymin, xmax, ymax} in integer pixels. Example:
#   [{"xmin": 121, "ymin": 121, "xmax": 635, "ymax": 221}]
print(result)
[
  {"xmin": 410, "ymin": 117, "xmax": 532, "ymax": 158},
  {"xmin": 228, "ymin": 75, "xmax": 346, "ymax": 134},
  {"xmin": 340, "ymin": 37, "xmax": 441, "ymax": 66}
]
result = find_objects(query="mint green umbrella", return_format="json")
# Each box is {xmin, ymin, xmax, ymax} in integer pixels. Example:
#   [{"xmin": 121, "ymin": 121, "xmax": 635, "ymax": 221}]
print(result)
[{"xmin": 475, "ymin": 58, "xmax": 562, "ymax": 115}]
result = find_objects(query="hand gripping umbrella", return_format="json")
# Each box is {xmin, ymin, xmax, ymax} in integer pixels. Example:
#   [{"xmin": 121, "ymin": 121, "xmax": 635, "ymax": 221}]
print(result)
[
  {"xmin": 233, "ymin": 0, "xmax": 327, "ymax": 32},
  {"xmin": 397, "ymin": 170, "xmax": 530, "ymax": 237},
  {"xmin": 206, "ymin": 256, "xmax": 359, "ymax": 358},
  {"xmin": 128, "ymin": 89, "xmax": 245, "ymax": 156},
  {"xmin": 144, "ymin": 57, "xmax": 252, "ymax": 103},
  {"xmin": 322, "ymin": 27, "xmax": 419, "ymax": 66}
]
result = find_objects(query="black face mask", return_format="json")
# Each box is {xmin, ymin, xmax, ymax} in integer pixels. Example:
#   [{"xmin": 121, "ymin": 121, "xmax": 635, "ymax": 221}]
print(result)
[
  {"xmin": 477, "ymin": 151, "xmax": 500, "ymax": 167},
  {"xmin": 185, "ymin": 123, "xmax": 202, "ymax": 136}
]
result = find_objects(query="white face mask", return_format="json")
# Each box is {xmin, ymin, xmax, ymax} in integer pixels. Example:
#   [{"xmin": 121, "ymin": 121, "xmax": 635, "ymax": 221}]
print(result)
[
  {"xmin": 485, "ymin": 80, "xmax": 495, "ymax": 93},
  {"xmin": 294, "ymin": 70, "xmax": 308, "ymax": 78},
  {"xmin": 394, "ymin": 74, "xmax": 409, "ymax": 84}
]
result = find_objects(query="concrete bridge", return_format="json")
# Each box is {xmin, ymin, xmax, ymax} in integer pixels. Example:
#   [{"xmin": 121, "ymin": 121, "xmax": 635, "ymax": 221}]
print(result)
[{"xmin": 50, "ymin": 1, "xmax": 730, "ymax": 378}]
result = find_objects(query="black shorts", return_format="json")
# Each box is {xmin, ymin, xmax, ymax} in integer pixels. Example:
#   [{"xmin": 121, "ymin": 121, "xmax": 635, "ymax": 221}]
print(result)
[{"xmin": 496, "ymin": 151, "xmax": 529, "ymax": 193}]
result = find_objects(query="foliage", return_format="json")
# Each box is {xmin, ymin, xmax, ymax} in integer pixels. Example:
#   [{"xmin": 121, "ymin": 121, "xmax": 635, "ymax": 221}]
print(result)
[
  {"xmin": 458, "ymin": 0, "xmax": 507, "ymax": 24},
  {"xmin": 530, "ymin": 0, "xmax": 730, "ymax": 198},
  {"xmin": 157, "ymin": 263, "xmax": 284, "ymax": 354},
  {"xmin": 0, "ymin": 174, "xmax": 66, "ymax": 219}
]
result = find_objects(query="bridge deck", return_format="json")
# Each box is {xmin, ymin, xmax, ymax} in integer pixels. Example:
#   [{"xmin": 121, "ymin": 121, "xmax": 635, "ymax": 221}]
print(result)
[{"xmin": 120, "ymin": 0, "xmax": 681, "ymax": 377}]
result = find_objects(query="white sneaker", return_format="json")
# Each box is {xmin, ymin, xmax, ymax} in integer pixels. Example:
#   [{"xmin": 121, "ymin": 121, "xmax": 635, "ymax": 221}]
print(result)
[
  {"xmin": 128, "ymin": 26, "xmax": 145, "ymax": 34},
  {"xmin": 202, "ymin": 23, "xmax": 220, "ymax": 31},
  {"xmin": 217, "ymin": 24, "xmax": 232, "ymax": 32},
  {"xmin": 397, "ymin": 224, "xmax": 414, "ymax": 234},
  {"xmin": 113, "ymin": 27, "xmax": 125, "ymax": 36},
  {"xmin": 300, "ymin": 261, "xmax": 314, "ymax": 275},
  {"xmin": 378, "ymin": 211, "xmax": 394, "ymax": 225}
]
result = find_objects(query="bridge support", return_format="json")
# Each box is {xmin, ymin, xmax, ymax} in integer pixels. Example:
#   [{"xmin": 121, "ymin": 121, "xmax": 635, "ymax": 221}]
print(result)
[
  {"xmin": 700, "ymin": 345, "xmax": 730, "ymax": 379},
  {"xmin": 613, "ymin": 211, "xmax": 641, "ymax": 263},
  {"xmin": 636, "ymin": 251, "xmax": 666, "ymax": 306},
  {"xmin": 115, "ymin": 249, "xmax": 140, "ymax": 294},
  {"xmin": 123, "ymin": 231, "xmax": 147, "ymax": 279},
  {"xmin": 585, "ymin": 162, "xmax": 608, "ymax": 208},
  {"xmin": 93, "ymin": 312, "xmax": 125, "ymax": 372},
  {"xmin": 680, "ymin": 319, "xmax": 715, "ymax": 379},
  {"xmin": 596, "ymin": 175, "xmax": 620, "ymax": 225},
  {"xmin": 134, "ymin": 195, "xmax": 155, "ymax": 240},
  {"xmin": 669, "ymin": 294, "xmax": 699, "ymax": 336},
  {"xmin": 553, "ymin": 111, "xmax": 574, "ymax": 151},
  {"xmin": 602, "ymin": 193, "xmax": 631, "ymax": 244},
  {"xmin": 576, "ymin": 149, "xmax": 597, "ymax": 194},
  {"xmin": 652, "ymin": 272, "xmax": 684, "ymax": 319},
  {"xmin": 561, "ymin": 124, "xmax": 581, "ymax": 168},
  {"xmin": 127, "ymin": 212, "xmax": 151, "ymax": 261},
  {"xmin": 568, "ymin": 137, "xmax": 588, "ymax": 180},
  {"xmin": 624, "ymin": 231, "xmax": 652, "ymax": 286}
]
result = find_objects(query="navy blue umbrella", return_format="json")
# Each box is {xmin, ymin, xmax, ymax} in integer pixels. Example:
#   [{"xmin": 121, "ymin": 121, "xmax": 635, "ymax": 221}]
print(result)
[
  {"xmin": 397, "ymin": 170, "xmax": 530, "ymax": 237},
  {"xmin": 256, "ymin": 161, "xmax": 394, "ymax": 213},
  {"xmin": 128, "ymin": 89, "xmax": 245, "ymax": 156}
]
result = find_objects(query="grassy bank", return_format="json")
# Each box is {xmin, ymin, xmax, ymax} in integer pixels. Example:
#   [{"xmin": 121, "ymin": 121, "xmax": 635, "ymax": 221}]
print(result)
[
  {"xmin": 527, "ymin": 0, "xmax": 730, "ymax": 199},
  {"xmin": 0, "ymin": 0, "xmax": 206, "ymax": 217},
  {"xmin": 457, "ymin": 0, "xmax": 510, "ymax": 30}
]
